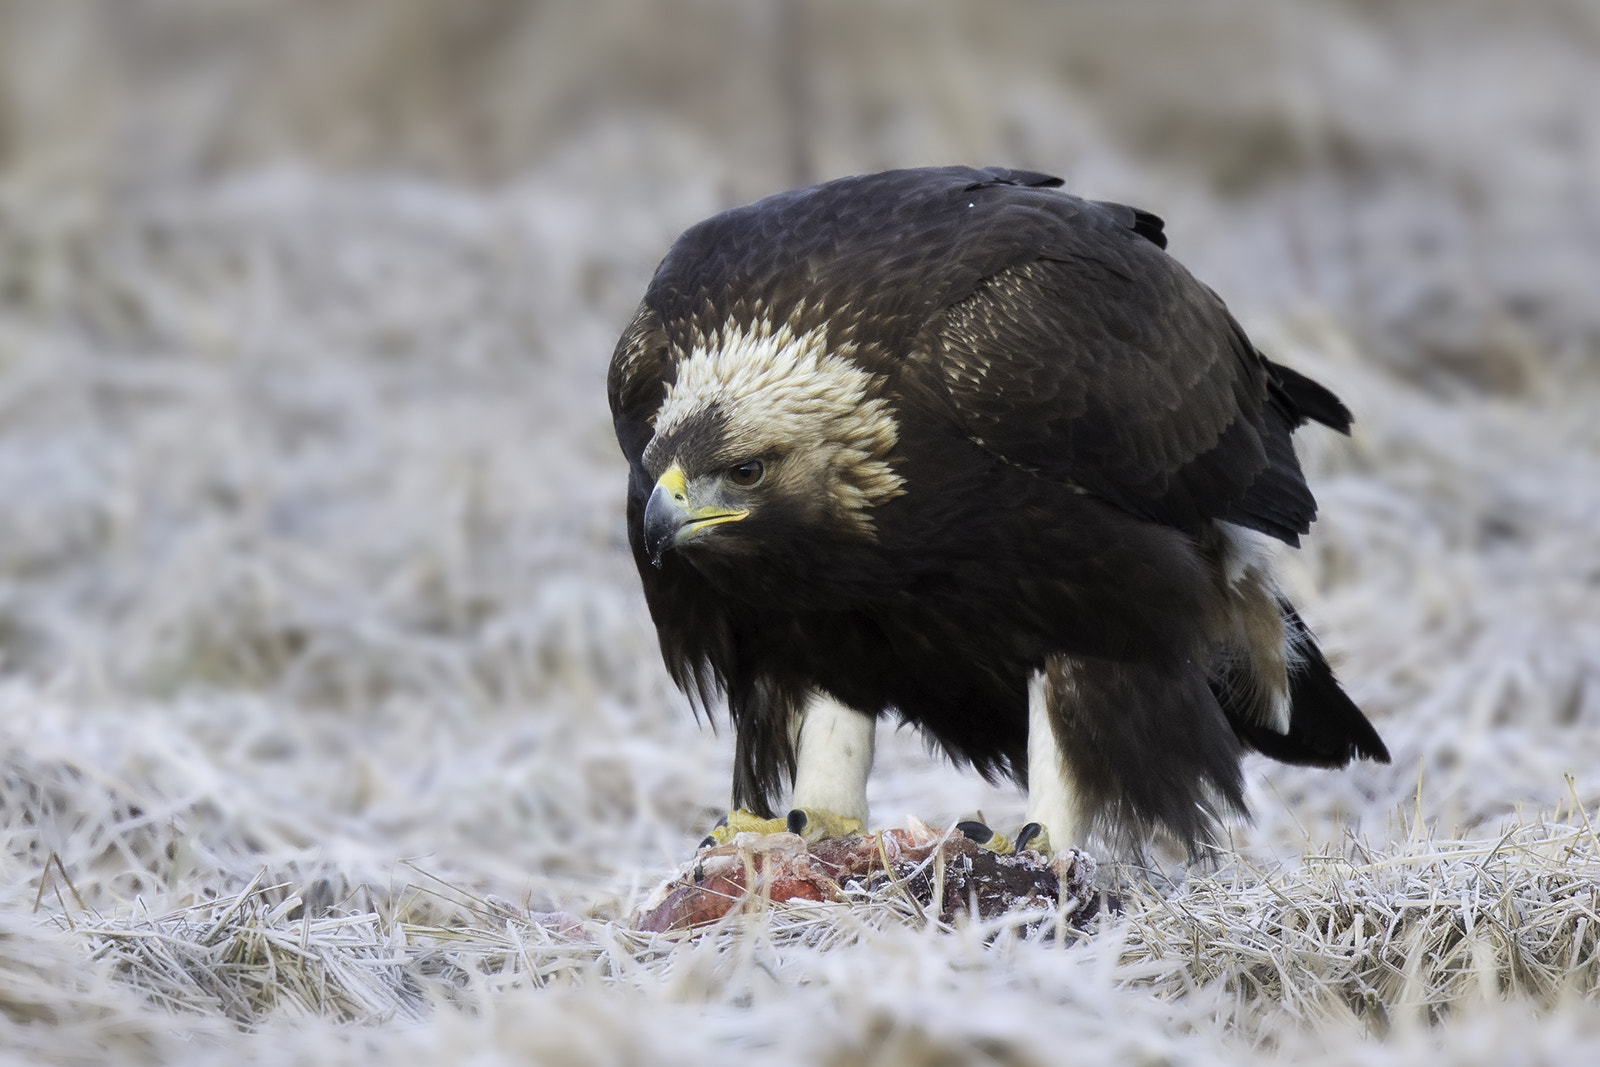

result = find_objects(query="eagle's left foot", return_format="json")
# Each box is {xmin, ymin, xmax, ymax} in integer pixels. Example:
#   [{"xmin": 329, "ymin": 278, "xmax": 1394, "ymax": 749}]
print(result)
[
  {"xmin": 698, "ymin": 809, "xmax": 786, "ymax": 848},
  {"xmin": 785, "ymin": 807, "xmax": 864, "ymax": 843},
  {"xmin": 957, "ymin": 820, "xmax": 1053, "ymax": 855},
  {"xmin": 698, "ymin": 807, "xmax": 864, "ymax": 849}
]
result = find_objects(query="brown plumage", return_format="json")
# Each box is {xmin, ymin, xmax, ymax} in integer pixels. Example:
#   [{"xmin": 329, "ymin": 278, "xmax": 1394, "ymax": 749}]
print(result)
[{"xmin": 608, "ymin": 166, "xmax": 1388, "ymax": 854}]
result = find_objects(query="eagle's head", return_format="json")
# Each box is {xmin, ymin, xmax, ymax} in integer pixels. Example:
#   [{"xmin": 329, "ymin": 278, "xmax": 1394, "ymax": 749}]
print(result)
[{"xmin": 635, "ymin": 313, "xmax": 906, "ymax": 575}]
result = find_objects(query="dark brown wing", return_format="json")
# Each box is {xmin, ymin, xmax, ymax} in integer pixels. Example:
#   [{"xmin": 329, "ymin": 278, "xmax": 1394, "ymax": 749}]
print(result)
[
  {"xmin": 607, "ymin": 302, "xmax": 671, "ymax": 470},
  {"xmin": 907, "ymin": 200, "xmax": 1332, "ymax": 544}
]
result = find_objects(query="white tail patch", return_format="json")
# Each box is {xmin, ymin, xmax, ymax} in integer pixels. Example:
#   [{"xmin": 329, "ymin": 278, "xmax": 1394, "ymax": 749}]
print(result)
[
  {"xmin": 1215, "ymin": 521, "xmax": 1292, "ymax": 734},
  {"xmin": 1217, "ymin": 522, "xmax": 1278, "ymax": 590}
]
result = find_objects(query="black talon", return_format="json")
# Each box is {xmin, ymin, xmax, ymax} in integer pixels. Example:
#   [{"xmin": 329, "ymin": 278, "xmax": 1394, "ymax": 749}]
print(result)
[
  {"xmin": 786, "ymin": 809, "xmax": 807, "ymax": 835},
  {"xmin": 957, "ymin": 820, "xmax": 994, "ymax": 843},
  {"xmin": 696, "ymin": 813, "xmax": 729, "ymax": 852},
  {"xmin": 1015, "ymin": 822, "xmax": 1045, "ymax": 852}
]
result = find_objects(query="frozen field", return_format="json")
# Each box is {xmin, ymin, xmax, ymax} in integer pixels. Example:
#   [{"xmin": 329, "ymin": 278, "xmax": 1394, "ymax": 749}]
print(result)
[{"xmin": 1, "ymin": 2, "xmax": 1599, "ymax": 1063}]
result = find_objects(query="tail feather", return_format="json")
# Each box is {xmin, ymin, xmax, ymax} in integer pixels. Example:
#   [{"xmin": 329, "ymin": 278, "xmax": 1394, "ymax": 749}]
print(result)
[
  {"xmin": 1223, "ymin": 358, "xmax": 1351, "ymax": 546},
  {"xmin": 1270, "ymin": 361, "xmax": 1353, "ymax": 434},
  {"xmin": 1221, "ymin": 603, "xmax": 1389, "ymax": 767}
]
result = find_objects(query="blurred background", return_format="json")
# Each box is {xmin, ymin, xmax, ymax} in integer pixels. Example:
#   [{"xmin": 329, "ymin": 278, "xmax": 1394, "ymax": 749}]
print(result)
[
  {"xmin": 0, "ymin": 0, "xmax": 1598, "ymax": 964},
  {"xmin": 2, "ymin": 0, "xmax": 1600, "ymax": 1059},
  {"xmin": 6, "ymin": 0, "xmax": 1597, "ymax": 388}
]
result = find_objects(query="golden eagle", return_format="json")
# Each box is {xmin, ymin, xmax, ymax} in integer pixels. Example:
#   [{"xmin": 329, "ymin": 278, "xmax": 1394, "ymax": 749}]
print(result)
[{"xmin": 608, "ymin": 166, "xmax": 1388, "ymax": 856}]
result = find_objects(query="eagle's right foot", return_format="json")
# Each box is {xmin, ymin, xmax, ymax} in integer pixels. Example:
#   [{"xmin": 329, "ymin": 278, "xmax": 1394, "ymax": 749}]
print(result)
[
  {"xmin": 698, "ymin": 807, "xmax": 865, "ymax": 850},
  {"xmin": 698, "ymin": 809, "xmax": 788, "ymax": 849}
]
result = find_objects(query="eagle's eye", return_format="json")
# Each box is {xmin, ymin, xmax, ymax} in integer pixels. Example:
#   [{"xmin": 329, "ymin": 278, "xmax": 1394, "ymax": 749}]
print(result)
[{"xmin": 726, "ymin": 459, "xmax": 765, "ymax": 488}]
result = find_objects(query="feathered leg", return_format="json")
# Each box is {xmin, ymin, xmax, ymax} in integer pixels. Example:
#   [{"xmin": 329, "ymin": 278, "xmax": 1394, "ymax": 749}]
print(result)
[
  {"xmin": 1022, "ymin": 667, "xmax": 1090, "ymax": 852},
  {"xmin": 1041, "ymin": 654, "xmax": 1248, "ymax": 857},
  {"xmin": 789, "ymin": 692, "xmax": 875, "ymax": 833},
  {"xmin": 707, "ymin": 691, "xmax": 874, "ymax": 847}
]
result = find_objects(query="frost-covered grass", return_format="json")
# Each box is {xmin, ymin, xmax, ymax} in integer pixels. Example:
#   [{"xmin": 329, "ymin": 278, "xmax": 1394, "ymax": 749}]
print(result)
[
  {"xmin": 1, "ymin": 2, "xmax": 1598, "ymax": 1063},
  {"xmin": 0, "ymin": 167, "xmax": 1594, "ymax": 1067}
]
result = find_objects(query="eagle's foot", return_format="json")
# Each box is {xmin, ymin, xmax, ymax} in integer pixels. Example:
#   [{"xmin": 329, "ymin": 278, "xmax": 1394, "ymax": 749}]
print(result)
[
  {"xmin": 957, "ymin": 820, "xmax": 1053, "ymax": 855},
  {"xmin": 956, "ymin": 819, "xmax": 1013, "ymax": 854},
  {"xmin": 698, "ymin": 809, "xmax": 788, "ymax": 849},
  {"xmin": 1014, "ymin": 822, "xmax": 1051, "ymax": 854},
  {"xmin": 698, "ymin": 807, "xmax": 865, "ymax": 849},
  {"xmin": 785, "ymin": 807, "xmax": 864, "ymax": 843}
]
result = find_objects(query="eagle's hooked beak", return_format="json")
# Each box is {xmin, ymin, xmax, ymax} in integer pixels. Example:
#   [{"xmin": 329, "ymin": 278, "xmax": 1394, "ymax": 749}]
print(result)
[{"xmin": 643, "ymin": 463, "xmax": 749, "ymax": 566}]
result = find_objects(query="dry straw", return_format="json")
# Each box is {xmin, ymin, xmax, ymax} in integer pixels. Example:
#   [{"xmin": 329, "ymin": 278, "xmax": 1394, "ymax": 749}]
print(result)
[{"xmin": 28, "ymin": 812, "xmax": 1594, "ymax": 1057}]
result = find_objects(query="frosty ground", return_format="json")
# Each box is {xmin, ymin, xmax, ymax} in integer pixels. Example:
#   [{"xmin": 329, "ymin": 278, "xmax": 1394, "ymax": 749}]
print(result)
[{"xmin": 0, "ymin": 151, "xmax": 1595, "ymax": 1065}]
